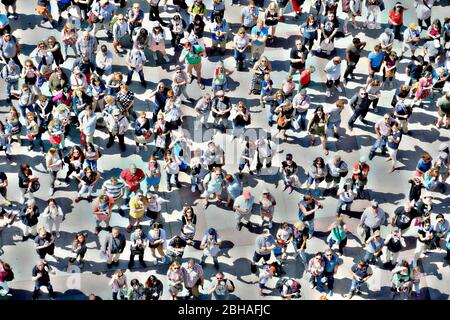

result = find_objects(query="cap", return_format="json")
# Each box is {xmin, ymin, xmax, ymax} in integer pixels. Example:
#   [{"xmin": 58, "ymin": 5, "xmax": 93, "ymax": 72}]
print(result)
[
  {"xmin": 113, "ymin": 109, "xmax": 121, "ymax": 116},
  {"xmin": 262, "ymin": 188, "xmax": 270, "ymax": 194},
  {"xmin": 8, "ymin": 60, "xmax": 16, "ymax": 67},
  {"xmin": 371, "ymin": 200, "xmax": 379, "ymax": 207},
  {"xmin": 409, "ymin": 22, "xmax": 418, "ymax": 30},
  {"xmin": 153, "ymin": 21, "xmax": 161, "ymax": 28},
  {"xmin": 286, "ymin": 153, "xmax": 293, "ymax": 161},
  {"xmin": 180, "ymin": 38, "xmax": 189, "ymax": 45},
  {"xmin": 360, "ymin": 156, "xmax": 367, "ymax": 163},
  {"xmin": 423, "ymin": 191, "xmax": 433, "ymax": 199},
  {"xmin": 175, "ymin": 65, "xmax": 182, "ymax": 71},
  {"xmin": 438, "ymin": 143, "xmax": 448, "ymax": 152},
  {"xmin": 384, "ymin": 28, "xmax": 393, "ymax": 34},
  {"xmin": 101, "ymin": 45, "xmax": 108, "ymax": 52},
  {"xmin": 262, "ymin": 228, "xmax": 270, "ymax": 235}
]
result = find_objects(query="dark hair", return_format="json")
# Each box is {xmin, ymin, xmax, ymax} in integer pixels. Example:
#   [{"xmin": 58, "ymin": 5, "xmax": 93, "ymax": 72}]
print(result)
[
  {"xmin": 145, "ymin": 275, "xmax": 159, "ymax": 287},
  {"xmin": 286, "ymin": 153, "xmax": 293, "ymax": 160},
  {"xmin": 130, "ymin": 279, "xmax": 141, "ymax": 287}
]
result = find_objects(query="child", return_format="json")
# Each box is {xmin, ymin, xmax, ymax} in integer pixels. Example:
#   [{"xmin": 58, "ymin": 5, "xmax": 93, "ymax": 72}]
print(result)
[
  {"xmin": 258, "ymin": 264, "xmax": 275, "ymax": 296},
  {"xmin": 411, "ymin": 266, "xmax": 426, "ymax": 298},
  {"xmin": 260, "ymin": 74, "xmax": 273, "ymax": 109},
  {"xmin": 281, "ymin": 75, "xmax": 296, "ymax": 99}
]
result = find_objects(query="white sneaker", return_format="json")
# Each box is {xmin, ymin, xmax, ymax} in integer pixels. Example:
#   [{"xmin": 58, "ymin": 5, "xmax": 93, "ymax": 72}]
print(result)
[
  {"xmin": 191, "ymin": 185, "xmax": 196, "ymax": 193},
  {"xmin": 136, "ymin": 146, "xmax": 140, "ymax": 153},
  {"xmin": 336, "ymin": 86, "xmax": 343, "ymax": 93},
  {"xmin": 164, "ymin": 55, "xmax": 170, "ymax": 63},
  {"xmin": 326, "ymin": 91, "xmax": 331, "ymax": 97},
  {"xmin": 268, "ymin": 221, "xmax": 273, "ymax": 228},
  {"xmin": 120, "ymin": 205, "xmax": 129, "ymax": 210}
]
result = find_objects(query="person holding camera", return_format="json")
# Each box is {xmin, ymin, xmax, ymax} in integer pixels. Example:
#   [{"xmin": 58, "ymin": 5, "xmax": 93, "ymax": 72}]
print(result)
[
  {"xmin": 34, "ymin": 227, "xmax": 57, "ymax": 262},
  {"xmin": 352, "ymin": 156, "xmax": 370, "ymax": 199},
  {"xmin": 148, "ymin": 222, "xmax": 167, "ymax": 265},
  {"xmin": 336, "ymin": 178, "xmax": 357, "ymax": 216},
  {"xmin": 20, "ymin": 199, "xmax": 40, "ymax": 242},
  {"xmin": 298, "ymin": 195, "xmax": 323, "ymax": 238},
  {"xmin": 128, "ymin": 225, "xmax": 147, "ymax": 269},
  {"xmin": 68, "ymin": 232, "xmax": 87, "ymax": 270},
  {"xmin": 359, "ymin": 200, "xmax": 386, "ymax": 241},
  {"xmin": 208, "ymin": 271, "xmax": 235, "ymax": 300},
  {"xmin": 125, "ymin": 47, "xmax": 147, "ymax": 88},
  {"xmin": 90, "ymin": 0, "xmax": 116, "ymax": 37},
  {"xmin": 210, "ymin": 16, "xmax": 228, "ymax": 55},
  {"xmin": 250, "ymin": 19, "xmax": 268, "ymax": 64},
  {"xmin": 181, "ymin": 258, "xmax": 204, "ymax": 300},
  {"xmin": 32, "ymin": 260, "xmax": 56, "ymax": 300},
  {"xmin": 105, "ymin": 108, "xmax": 129, "ymax": 152},
  {"xmin": 167, "ymin": 235, "xmax": 187, "ymax": 264},
  {"xmin": 145, "ymin": 275, "xmax": 163, "ymax": 300},
  {"xmin": 200, "ymin": 228, "xmax": 222, "ymax": 269}
]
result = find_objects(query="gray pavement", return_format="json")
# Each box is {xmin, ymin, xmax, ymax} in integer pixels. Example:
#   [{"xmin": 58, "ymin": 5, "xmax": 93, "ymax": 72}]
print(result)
[{"xmin": 0, "ymin": 0, "xmax": 449, "ymax": 300}]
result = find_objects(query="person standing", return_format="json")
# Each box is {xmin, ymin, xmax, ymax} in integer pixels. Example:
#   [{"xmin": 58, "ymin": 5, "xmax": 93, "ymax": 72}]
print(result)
[
  {"xmin": 119, "ymin": 164, "xmax": 145, "ymax": 209},
  {"xmin": 327, "ymin": 216, "xmax": 348, "ymax": 255},
  {"xmin": 105, "ymin": 109, "xmax": 129, "ymax": 152},
  {"xmin": 208, "ymin": 271, "xmax": 235, "ymax": 300},
  {"xmin": 34, "ymin": 227, "xmax": 57, "ymax": 262},
  {"xmin": 125, "ymin": 47, "xmax": 147, "ymax": 88},
  {"xmin": 74, "ymin": 167, "xmax": 101, "ymax": 203},
  {"xmin": 384, "ymin": 228, "xmax": 406, "ymax": 269},
  {"xmin": 92, "ymin": 194, "xmax": 114, "ymax": 235},
  {"xmin": 412, "ymin": 220, "xmax": 435, "ymax": 267},
  {"xmin": 1, "ymin": 60, "xmax": 20, "ymax": 104},
  {"xmin": 0, "ymin": 171, "xmax": 11, "ymax": 207},
  {"xmin": 347, "ymin": 88, "xmax": 370, "ymax": 131},
  {"xmin": 259, "ymin": 188, "xmax": 276, "ymax": 229},
  {"xmin": 42, "ymin": 199, "xmax": 64, "ymax": 238},
  {"xmin": 323, "ymin": 249, "xmax": 339, "ymax": 297},
  {"xmin": 308, "ymin": 252, "xmax": 325, "ymax": 293},
  {"xmin": 345, "ymin": 261, "xmax": 373, "ymax": 299},
  {"xmin": 101, "ymin": 227, "xmax": 126, "ymax": 269},
  {"xmin": 364, "ymin": 230, "xmax": 384, "ymax": 265},
  {"xmin": 359, "ymin": 200, "xmax": 386, "ymax": 241},
  {"xmin": 200, "ymin": 228, "xmax": 222, "ymax": 269},
  {"xmin": 250, "ymin": 19, "xmax": 268, "ymax": 64},
  {"xmin": 324, "ymin": 56, "xmax": 343, "ymax": 97},
  {"xmin": 20, "ymin": 199, "xmax": 40, "ymax": 242},
  {"xmin": 179, "ymin": 38, "xmax": 205, "ymax": 89},
  {"xmin": 127, "ymin": 191, "xmax": 147, "ymax": 233},
  {"xmin": 233, "ymin": 188, "xmax": 255, "ymax": 231},
  {"xmin": 298, "ymin": 195, "xmax": 323, "ymax": 238},
  {"xmin": 102, "ymin": 176, "xmax": 125, "ymax": 216},
  {"xmin": 181, "ymin": 258, "xmax": 204, "ymax": 300},
  {"xmin": 368, "ymin": 113, "xmax": 396, "ymax": 160},
  {"xmin": 128, "ymin": 225, "xmax": 147, "ymax": 269},
  {"xmin": 148, "ymin": 222, "xmax": 167, "ymax": 265},
  {"xmin": 250, "ymin": 229, "xmax": 276, "ymax": 273},
  {"xmin": 32, "ymin": 260, "xmax": 56, "ymax": 300}
]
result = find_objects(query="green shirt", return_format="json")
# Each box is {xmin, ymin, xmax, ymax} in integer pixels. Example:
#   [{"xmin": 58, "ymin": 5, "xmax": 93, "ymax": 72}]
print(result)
[{"xmin": 182, "ymin": 45, "xmax": 203, "ymax": 65}]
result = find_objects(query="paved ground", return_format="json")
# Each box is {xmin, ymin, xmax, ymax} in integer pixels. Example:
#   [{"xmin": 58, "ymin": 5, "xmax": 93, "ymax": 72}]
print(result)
[{"xmin": 0, "ymin": 0, "xmax": 449, "ymax": 300}]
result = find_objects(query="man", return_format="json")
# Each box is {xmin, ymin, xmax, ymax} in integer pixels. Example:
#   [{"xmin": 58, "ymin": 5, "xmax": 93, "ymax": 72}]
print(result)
[
  {"xmin": 384, "ymin": 228, "xmax": 406, "ymax": 269},
  {"xmin": 76, "ymin": 31, "xmax": 98, "ymax": 62},
  {"xmin": 343, "ymin": 37, "xmax": 366, "ymax": 85},
  {"xmin": 0, "ymin": 31, "xmax": 21, "ymax": 69},
  {"xmin": 203, "ymin": 141, "xmax": 225, "ymax": 171},
  {"xmin": 292, "ymin": 88, "xmax": 310, "ymax": 131},
  {"xmin": 324, "ymin": 56, "xmax": 342, "ymax": 97},
  {"xmin": 233, "ymin": 188, "xmax": 255, "ymax": 231},
  {"xmin": 112, "ymin": 14, "xmax": 128, "ymax": 54},
  {"xmin": 433, "ymin": 214, "xmax": 449, "ymax": 250},
  {"xmin": 359, "ymin": 200, "xmax": 386, "ymax": 241},
  {"xmin": 203, "ymin": 167, "xmax": 225, "ymax": 209},
  {"xmin": 179, "ymin": 38, "xmax": 205, "ymax": 89},
  {"xmin": 347, "ymin": 88, "xmax": 370, "ymax": 131},
  {"xmin": 318, "ymin": 11, "xmax": 339, "ymax": 56},
  {"xmin": 402, "ymin": 23, "xmax": 420, "ymax": 58},
  {"xmin": 119, "ymin": 163, "xmax": 145, "ymax": 208},
  {"xmin": 240, "ymin": 1, "xmax": 258, "ymax": 31},
  {"xmin": 210, "ymin": 16, "xmax": 228, "ymax": 55},
  {"xmin": 367, "ymin": 44, "xmax": 385, "ymax": 83},
  {"xmin": 105, "ymin": 108, "xmax": 129, "ymax": 152},
  {"xmin": 128, "ymin": 225, "xmax": 147, "ymax": 269},
  {"xmin": 126, "ymin": 46, "xmax": 147, "ymax": 88},
  {"xmin": 405, "ymin": 55, "xmax": 424, "ymax": 86},
  {"xmin": 181, "ymin": 258, "xmax": 204, "ymax": 300},
  {"xmin": 255, "ymin": 131, "xmax": 277, "ymax": 174},
  {"xmin": 148, "ymin": 82, "xmax": 169, "ymax": 123},
  {"xmin": 32, "ymin": 260, "xmax": 56, "ymax": 300},
  {"xmin": 368, "ymin": 113, "xmax": 396, "ymax": 160},
  {"xmin": 345, "ymin": 261, "xmax": 373, "ymax": 299},
  {"xmin": 298, "ymin": 194, "xmax": 322, "ymax": 238},
  {"xmin": 35, "ymin": 0, "xmax": 57, "ymax": 27},
  {"xmin": 1, "ymin": 59, "xmax": 19, "ymax": 103},
  {"xmin": 251, "ymin": 229, "xmax": 276, "ymax": 273},
  {"xmin": 91, "ymin": 0, "xmax": 116, "ymax": 37},
  {"xmin": 34, "ymin": 227, "xmax": 57, "ymax": 262},
  {"xmin": 172, "ymin": 65, "xmax": 189, "ymax": 101},
  {"xmin": 208, "ymin": 271, "xmax": 235, "ymax": 300},
  {"xmin": 289, "ymin": 39, "xmax": 308, "ymax": 77},
  {"xmin": 378, "ymin": 28, "xmax": 395, "ymax": 52},
  {"xmin": 101, "ymin": 227, "xmax": 126, "ymax": 268},
  {"xmin": 423, "ymin": 39, "xmax": 444, "ymax": 66},
  {"xmin": 324, "ymin": 155, "xmax": 348, "ymax": 195},
  {"xmin": 78, "ymin": 107, "xmax": 97, "ymax": 145},
  {"xmin": 211, "ymin": 90, "xmax": 232, "ymax": 134},
  {"xmin": 102, "ymin": 176, "xmax": 125, "ymax": 216},
  {"xmin": 127, "ymin": 2, "xmax": 144, "ymax": 36},
  {"xmin": 95, "ymin": 45, "xmax": 113, "ymax": 78},
  {"xmin": 323, "ymin": 249, "xmax": 339, "ymax": 297},
  {"xmin": 20, "ymin": 199, "xmax": 40, "ymax": 241},
  {"xmin": 250, "ymin": 19, "xmax": 268, "ymax": 63},
  {"xmin": 0, "ymin": 171, "xmax": 11, "ymax": 207}
]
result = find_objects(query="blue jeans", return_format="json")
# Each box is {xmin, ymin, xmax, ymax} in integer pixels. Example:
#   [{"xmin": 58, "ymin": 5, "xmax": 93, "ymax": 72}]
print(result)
[
  {"xmin": 85, "ymin": 159, "xmax": 97, "ymax": 172},
  {"xmin": 18, "ymin": 104, "xmax": 35, "ymax": 119},
  {"xmin": 323, "ymin": 271, "xmax": 335, "ymax": 291},
  {"xmin": 166, "ymin": 173, "xmax": 179, "ymax": 187},
  {"xmin": 212, "ymin": 80, "xmax": 229, "ymax": 93},
  {"xmin": 126, "ymin": 69, "xmax": 145, "ymax": 84},
  {"xmin": 267, "ymin": 107, "xmax": 274, "ymax": 126},
  {"xmin": 350, "ymin": 278, "xmax": 364, "ymax": 293},
  {"xmin": 234, "ymin": 48, "xmax": 246, "ymax": 62},
  {"xmin": 295, "ymin": 112, "xmax": 308, "ymax": 131},
  {"xmin": 5, "ymin": 81, "xmax": 18, "ymax": 99},
  {"xmin": 231, "ymin": 123, "xmax": 245, "ymax": 137},
  {"xmin": 29, "ymin": 135, "xmax": 44, "ymax": 151},
  {"xmin": 336, "ymin": 199, "xmax": 352, "ymax": 214},
  {"xmin": 309, "ymin": 274, "xmax": 324, "ymax": 293},
  {"xmin": 121, "ymin": 188, "xmax": 136, "ymax": 206},
  {"xmin": 370, "ymin": 135, "xmax": 388, "ymax": 153}
]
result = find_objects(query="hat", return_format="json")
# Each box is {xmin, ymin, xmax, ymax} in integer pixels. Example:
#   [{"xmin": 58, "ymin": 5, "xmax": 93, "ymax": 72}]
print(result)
[
  {"xmin": 153, "ymin": 21, "xmax": 161, "ymax": 28},
  {"xmin": 175, "ymin": 65, "xmax": 182, "ymax": 71},
  {"xmin": 360, "ymin": 156, "xmax": 367, "ymax": 163},
  {"xmin": 385, "ymin": 28, "xmax": 393, "ymax": 34},
  {"xmin": 101, "ymin": 45, "xmax": 108, "ymax": 52},
  {"xmin": 371, "ymin": 200, "xmax": 379, "ymax": 207},
  {"xmin": 438, "ymin": 143, "xmax": 448, "ymax": 152},
  {"xmin": 409, "ymin": 23, "xmax": 418, "ymax": 30},
  {"xmin": 112, "ymin": 109, "xmax": 121, "ymax": 116},
  {"xmin": 414, "ymin": 55, "xmax": 424, "ymax": 63},
  {"xmin": 299, "ymin": 88, "xmax": 307, "ymax": 95},
  {"xmin": 180, "ymin": 38, "xmax": 189, "ymax": 45},
  {"xmin": 262, "ymin": 228, "xmax": 270, "ymax": 235},
  {"xmin": 286, "ymin": 153, "xmax": 293, "ymax": 160},
  {"xmin": 262, "ymin": 188, "xmax": 270, "ymax": 194}
]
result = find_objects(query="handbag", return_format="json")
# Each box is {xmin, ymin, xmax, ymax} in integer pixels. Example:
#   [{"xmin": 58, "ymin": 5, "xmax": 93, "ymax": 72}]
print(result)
[
  {"xmin": 29, "ymin": 180, "xmax": 41, "ymax": 193},
  {"xmin": 320, "ymin": 39, "xmax": 335, "ymax": 52},
  {"xmin": 385, "ymin": 68, "xmax": 395, "ymax": 78},
  {"xmin": 277, "ymin": 114, "xmax": 288, "ymax": 127}
]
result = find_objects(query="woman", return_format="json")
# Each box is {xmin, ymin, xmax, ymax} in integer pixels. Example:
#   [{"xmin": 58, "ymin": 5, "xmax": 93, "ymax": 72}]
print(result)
[
  {"xmin": 273, "ymin": 100, "xmax": 294, "ymax": 141},
  {"xmin": 186, "ymin": 14, "xmax": 206, "ymax": 53},
  {"xmin": 127, "ymin": 279, "xmax": 146, "ymax": 300},
  {"xmin": 336, "ymin": 179, "xmax": 357, "ymax": 215},
  {"xmin": 68, "ymin": 232, "xmax": 87, "ymax": 270},
  {"xmin": 415, "ymin": 152, "xmax": 432, "ymax": 177},
  {"xmin": 90, "ymin": 76, "xmax": 106, "ymax": 112},
  {"xmin": 42, "ymin": 198, "xmax": 64, "ymax": 238},
  {"xmin": 45, "ymin": 147, "xmax": 63, "ymax": 196},
  {"xmin": 92, "ymin": 194, "xmax": 114, "ymax": 234},
  {"xmin": 25, "ymin": 112, "xmax": 44, "ymax": 153},
  {"xmin": 169, "ymin": 13, "xmax": 186, "ymax": 49},
  {"xmin": 74, "ymin": 166, "xmax": 101, "ymax": 203},
  {"xmin": 249, "ymin": 56, "xmax": 272, "ymax": 95},
  {"xmin": 387, "ymin": 123, "xmax": 402, "ymax": 173},
  {"xmin": 212, "ymin": 61, "xmax": 233, "ymax": 93},
  {"xmin": 299, "ymin": 14, "xmax": 319, "ymax": 51},
  {"xmin": 83, "ymin": 143, "xmax": 100, "ymax": 172},
  {"xmin": 181, "ymin": 206, "xmax": 197, "ymax": 245},
  {"xmin": 145, "ymin": 275, "xmax": 163, "ymax": 300},
  {"xmin": 427, "ymin": 19, "xmax": 442, "ymax": 40},
  {"xmin": 259, "ymin": 188, "xmax": 276, "ymax": 228},
  {"xmin": 21, "ymin": 59, "xmax": 40, "ymax": 95},
  {"xmin": 231, "ymin": 101, "xmax": 250, "ymax": 140},
  {"xmin": 233, "ymin": 27, "xmax": 250, "ymax": 70},
  {"xmin": 327, "ymin": 216, "xmax": 348, "ymax": 255},
  {"xmin": 200, "ymin": 227, "xmax": 222, "ymax": 269},
  {"xmin": 366, "ymin": 79, "xmax": 382, "ymax": 111},
  {"xmin": 390, "ymin": 261, "xmax": 413, "ymax": 299},
  {"xmin": 30, "ymin": 41, "xmax": 54, "ymax": 82},
  {"xmin": 153, "ymin": 112, "xmax": 170, "ymax": 159},
  {"xmin": 382, "ymin": 50, "xmax": 399, "ymax": 87},
  {"xmin": 106, "ymin": 72, "xmax": 123, "ymax": 96},
  {"xmin": 46, "ymin": 36, "xmax": 64, "ymax": 66},
  {"xmin": 292, "ymin": 221, "xmax": 309, "ymax": 267},
  {"xmin": 72, "ymin": 87, "xmax": 91, "ymax": 118},
  {"xmin": 4, "ymin": 107, "xmax": 21, "ymax": 146},
  {"xmin": 116, "ymin": 84, "xmax": 135, "ymax": 119},
  {"xmin": 164, "ymin": 91, "xmax": 183, "ymax": 132},
  {"xmin": 276, "ymin": 222, "xmax": 293, "ymax": 260},
  {"xmin": 415, "ymin": 0, "xmax": 434, "ymax": 30},
  {"xmin": 148, "ymin": 222, "xmax": 167, "ymax": 265},
  {"xmin": 167, "ymin": 261, "xmax": 183, "ymax": 300},
  {"xmin": 61, "ymin": 22, "xmax": 78, "ymax": 59},
  {"xmin": 306, "ymin": 157, "xmax": 327, "ymax": 196},
  {"xmin": 413, "ymin": 71, "xmax": 433, "ymax": 106},
  {"xmin": 64, "ymin": 146, "xmax": 84, "ymax": 183},
  {"xmin": 264, "ymin": 2, "xmax": 280, "ymax": 43},
  {"xmin": 127, "ymin": 191, "xmax": 147, "ymax": 232},
  {"xmin": 163, "ymin": 149, "xmax": 181, "ymax": 191},
  {"xmin": 307, "ymin": 106, "xmax": 329, "ymax": 155},
  {"xmin": 134, "ymin": 111, "xmax": 151, "ymax": 153},
  {"xmin": 146, "ymin": 156, "xmax": 161, "ymax": 192},
  {"xmin": 109, "ymin": 270, "xmax": 128, "ymax": 300},
  {"xmin": 18, "ymin": 164, "xmax": 39, "ymax": 203},
  {"xmin": 149, "ymin": 21, "xmax": 170, "ymax": 63}
]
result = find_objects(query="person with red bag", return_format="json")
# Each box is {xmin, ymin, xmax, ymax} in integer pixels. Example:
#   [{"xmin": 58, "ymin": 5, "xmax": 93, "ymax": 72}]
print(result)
[
  {"xmin": 25, "ymin": 112, "xmax": 44, "ymax": 153},
  {"xmin": 0, "ymin": 259, "xmax": 13, "ymax": 296}
]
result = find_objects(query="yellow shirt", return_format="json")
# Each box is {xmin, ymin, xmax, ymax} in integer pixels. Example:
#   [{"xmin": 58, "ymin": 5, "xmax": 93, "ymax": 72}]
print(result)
[{"xmin": 129, "ymin": 196, "xmax": 148, "ymax": 219}]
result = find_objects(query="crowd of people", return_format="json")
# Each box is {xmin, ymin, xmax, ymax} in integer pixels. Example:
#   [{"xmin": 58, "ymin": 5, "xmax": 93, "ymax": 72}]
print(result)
[{"xmin": 0, "ymin": 0, "xmax": 449, "ymax": 300}]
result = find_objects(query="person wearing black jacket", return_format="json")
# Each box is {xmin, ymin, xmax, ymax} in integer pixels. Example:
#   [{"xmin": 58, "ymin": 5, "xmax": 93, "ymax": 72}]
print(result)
[
  {"xmin": 20, "ymin": 199, "xmax": 40, "ymax": 241},
  {"xmin": 211, "ymin": 90, "xmax": 232, "ymax": 134},
  {"xmin": 34, "ymin": 227, "xmax": 57, "ymax": 261},
  {"xmin": 101, "ymin": 227, "xmax": 126, "ymax": 268},
  {"xmin": 18, "ymin": 164, "xmax": 38, "ymax": 204},
  {"xmin": 144, "ymin": 275, "xmax": 163, "ymax": 300},
  {"xmin": 348, "ymin": 88, "xmax": 370, "ymax": 131}
]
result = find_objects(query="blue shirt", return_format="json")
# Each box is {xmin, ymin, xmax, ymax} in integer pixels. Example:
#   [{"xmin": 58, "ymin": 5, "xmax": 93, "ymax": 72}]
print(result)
[
  {"xmin": 226, "ymin": 176, "xmax": 243, "ymax": 200},
  {"xmin": 324, "ymin": 255, "xmax": 339, "ymax": 273},
  {"xmin": 416, "ymin": 159, "xmax": 431, "ymax": 173},
  {"xmin": 251, "ymin": 26, "xmax": 268, "ymax": 46},
  {"xmin": 261, "ymin": 80, "xmax": 273, "ymax": 94},
  {"xmin": 368, "ymin": 51, "xmax": 385, "ymax": 69}
]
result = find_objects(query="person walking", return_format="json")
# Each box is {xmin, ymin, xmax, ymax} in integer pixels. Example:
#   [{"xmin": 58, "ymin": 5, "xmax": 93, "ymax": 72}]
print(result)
[
  {"xmin": 233, "ymin": 188, "xmax": 255, "ymax": 231},
  {"xmin": 200, "ymin": 227, "xmax": 222, "ymax": 269},
  {"xmin": 345, "ymin": 261, "xmax": 373, "ymax": 299},
  {"xmin": 359, "ymin": 200, "xmax": 386, "ymax": 241}
]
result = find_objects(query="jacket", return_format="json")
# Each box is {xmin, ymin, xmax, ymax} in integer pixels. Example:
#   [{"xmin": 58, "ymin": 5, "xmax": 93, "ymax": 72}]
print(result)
[
  {"xmin": 102, "ymin": 233, "xmax": 126, "ymax": 255},
  {"xmin": 105, "ymin": 113, "xmax": 129, "ymax": 135},
  {"xmin": 20, "ymin": 205, "xmax": 40, "ymax": 227}
]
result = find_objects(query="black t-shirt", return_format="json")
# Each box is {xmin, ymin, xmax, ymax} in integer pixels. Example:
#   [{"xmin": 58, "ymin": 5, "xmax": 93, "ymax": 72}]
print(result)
[
  {"xmin": 347, "ymin": 44, "xmax": 363, "ymax": 63},
  {"xmin": 187, "ymin": 21, "xmax": 205, "ymax": 38},
  {"xmin": 407, "ymin": 62, "xmax": 423, "ymax": 81},
  {"xmin": 234, "ymin": 113, "xmax": 250, "ymax": 127},
  {"xmin": 18, "ymin": 169, "xmax": 31, "ymax": 189},
  {"xmin": 282, "ymin": 161, "xmax": 298, "ymax": 176},
  {"xmin": 0, "ymin": 172, "xmax": 7, "ymax": 190},
  {"xmin": 32, "ymin": 265, "xmax": 51, "ymax": 285},
  {"xmin": 418, "ymin": 227, "xmax": 434, "ymax": 245},
  {"xmin": 321, "ymin": 17, "xmax": 339, "ymax": 37},
  {"xmin": 181, "ymin": 214, "xmax": 197, "ymax": 227},
  {"xmin": 34, "ymin": 232, "xmax": 53, "ymax": 248},
  {"xmin": 290, "ymin": 47, "xmax": 307, "ymax": 69},
  {"xmin": 387, "ymin": 235, "xmax": 403, "ymax": 252},
  {"xmin": 394, "ymin": 207, "xmax": 415, "ymax": 230},
  {"xmin": 298, "ymin": 200, "xmax": 315, "ymax": 221}
]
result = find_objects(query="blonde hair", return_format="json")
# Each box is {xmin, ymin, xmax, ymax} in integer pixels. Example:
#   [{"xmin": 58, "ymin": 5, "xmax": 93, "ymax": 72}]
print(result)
[
  {"xmin": 169, "ymin": 261, "xmax": 181, "ymax": 271},
  {"xmin": 104, "ymin": 95, "xmax": 115, "ymax": 105}
]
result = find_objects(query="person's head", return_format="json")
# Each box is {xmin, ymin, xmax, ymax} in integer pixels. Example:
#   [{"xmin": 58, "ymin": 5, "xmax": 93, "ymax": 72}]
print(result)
[
  {"xmin": 262, "ymin": 228, "xmax": 271, "ymax": 239},
  {"xmin": 36, "ymin": 260, "xmax": 46, "ymax": 270},
  {"xmin": 286, "ymin": 153, "xmax": 293, "ymax": 163},
  {"xmin": 314, "ymin": 106, "xmax": 324, "ymax": 118},
  {"xmin": 314, "ymin": 251, "xmax": 323, "ymax": 261},
  {"xmin": 152, "ymin": 222, "xmax": 162, "ymax": 231},
  {"xmin": 248, "ymin": 0, "xmax": 255, "ymax": 9},
  {"xmin": 332, "ymin": 56, "xmax": 341, "ymax": 65},
  {"xmin": 353, "ymin": 37, "xmax": 361, "ymax": 46},
  {"xmin": 170, "ymin": 261, "xmax": 181, "ymax": 271},
  {"xmin": 22, "ymin": 83, "xmax": 30, "ymax": 92},
  {"xmin": 75, "ymin": 232, "xmax": 86, "ymax": 244},
  {"xmin": 374, "ymin": 44, "xmax": 382, "ymax": 53},
  {"xmin": 130, "ymin": 279, "xmax": 141, "ymax": 289},
  {"xmin": 183, "ymin": 206, "xmax": 194, "ymax": 217},
  {"xmin": 114, "ymin": 269, "xmax": 124, "ymax": 279},
  {"xmin": 48, "ymin": 147, "xmax": 58, "ymax": 156},
  {"xmin": 38, "ymin": 227, "xmax": 48, "ymax": 238},
  {"xmin": 134, "ymin": 225, "xmax": 143, "ymax": 236},
  {"xmin": 129, "ymin": 163, "xmax": 137, "ymax": 174},
  {"xmin": 336, "ymin": 99, "xmax": 346, "ymax": 110},
  {"xmin": 422, "ymin": 152, "xmax": 432, "ymax": 162},
  {"xmin": 304, "ymin": 195, "xmax": 313, "ymax": 203},
  {"xmin": 3, "ymin": 31, "xmax": 11, "ymax": 40},
  {"xmin": 383, "ymin": 113, "xmax": 391, "ymax": 123},
  {"xmin": 167, "ymin": 89, "xmax": 174, "ymax": 100},
  {"xmin": 260, "ymin": 56, "xmax": 269, "ymax": 65},
  {"xmin": 256, "ymin": 18, "xmax": 264, "ymax": 29},
  {"xmin": 314, "ymin": 157, "xmax": 324, "ymax": 166},
  {"xmin": 391, "ymin": 122, "xmax": 399, "ymax": 132},
  {"xmin": 145, "ymin": 275, "xmax": 159, "ymax": 288},
  {"xmin": 327, "ymin": 11, "xmax": 334, "ymax": 20},
  {"xmin": 333, "ymin": 155, "xmax": 342, "ymax": 166},
  {"xmin": 82, "ymin": 31, "xmax": 90, "ymax": 40},
  {"xmin": 243, "ymin": 188, "xmax": 252, "ymax": 201},
  {"xmin": 207, "ymin": 227, "xmax": 217, "ymax": 240},
  {"xmin": 373, "ymin": 230, "xmax": 381, "ymax": 240},
  {"xmin": 359, "ymin": 88, "xmax": 367, "ymax": 97},
  {"xmin": 306, "ymin": 14, "xmax": 315, "ymax": 24},
  {"xmin": 26, "ymin": 112, "xmax": 36, "ymax": 122},
  {"xmin": 294, "ymin": 221, "xmax": 305, "ymax": 231},
  {"xmin": 37, "ymin": 40, "xmax": 47, "ymax": 50},
  {"xmin": 187, "ymin": 258, "xmax": 196, "ymax": 269},
  {"xmin": 371, "ymin": 200, "xmax": 379, "ymax": 211},
  {"xmin": 47, "ymin": 198, "xmax": 57, "ymax": 208},
  {"xmin": 216, "ymin": 90, "xmax": 225, "ymax": 100}
]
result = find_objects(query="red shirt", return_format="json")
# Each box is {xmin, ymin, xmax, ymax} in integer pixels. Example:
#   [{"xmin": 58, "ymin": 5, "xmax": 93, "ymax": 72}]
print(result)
[
  {"xmin": 389, "ymin": 9, "xmax": 403, "ymax": 25},
  {"xmin": 300, "ymin": 70, "xmax": 311, "ymax": 87},
  {"xmin": 120, "ymin": 168, "xmax": 145, "ymax": 192}
]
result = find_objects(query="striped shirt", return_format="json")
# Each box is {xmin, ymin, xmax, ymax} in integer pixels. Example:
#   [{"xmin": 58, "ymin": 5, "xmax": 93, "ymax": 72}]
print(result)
[{"xmin": 102, "ymin": 179, "xmax": 125, "ymax": 200}]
